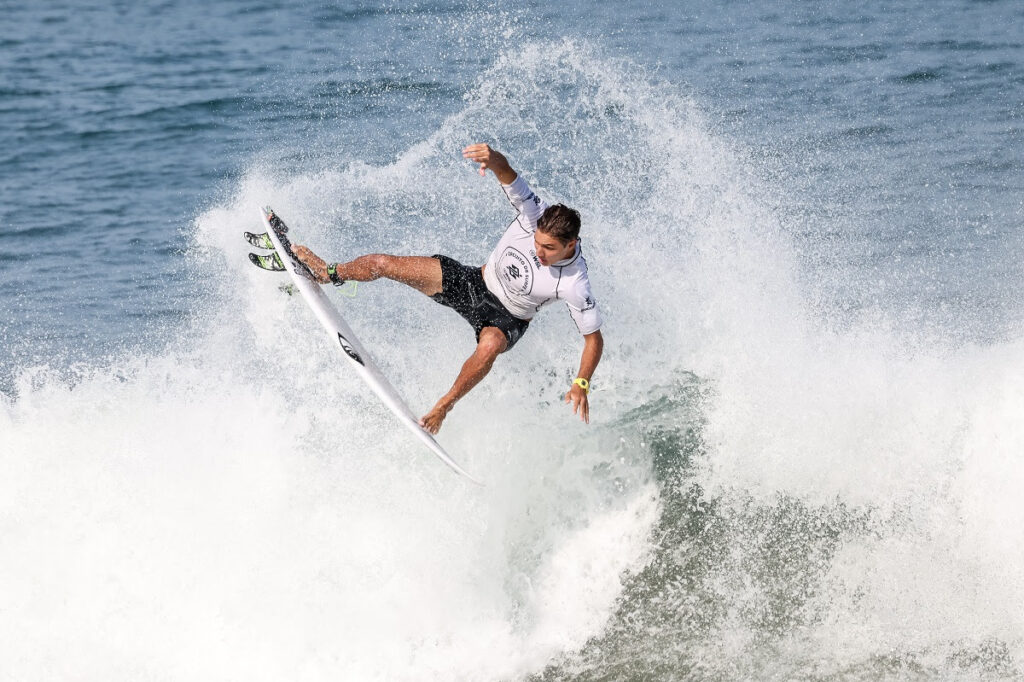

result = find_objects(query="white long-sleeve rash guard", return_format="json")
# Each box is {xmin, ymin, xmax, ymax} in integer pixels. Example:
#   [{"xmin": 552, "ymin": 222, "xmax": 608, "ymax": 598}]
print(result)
[{"xmin": 482, "ymin": 175, "xmax": 603, "ymax": 335}]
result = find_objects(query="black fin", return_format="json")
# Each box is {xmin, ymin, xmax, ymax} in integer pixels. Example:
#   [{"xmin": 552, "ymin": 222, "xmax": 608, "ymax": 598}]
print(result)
[
  {"xmin": 248, "ymin": 252, "xmax": 285, "ymax": 272},
  {"xmin": 244, "ymin": 231, "xmax": 274, "ymax": 249}
]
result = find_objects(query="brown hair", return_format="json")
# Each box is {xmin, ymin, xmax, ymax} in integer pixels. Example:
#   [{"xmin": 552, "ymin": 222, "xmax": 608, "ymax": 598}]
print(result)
[{"xmin": 537, "ymin": 204, "xmax": 581, "ymax": 245}]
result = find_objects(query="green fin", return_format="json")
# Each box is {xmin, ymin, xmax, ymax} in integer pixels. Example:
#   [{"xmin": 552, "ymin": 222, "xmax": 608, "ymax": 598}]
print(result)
[
  {"xmin": 244, "ymin": 231, "xmax": 275, "ymax": 250},
  {"xmin": 248, "ymin": 251, "xmax": 285, "ymax": 272}
]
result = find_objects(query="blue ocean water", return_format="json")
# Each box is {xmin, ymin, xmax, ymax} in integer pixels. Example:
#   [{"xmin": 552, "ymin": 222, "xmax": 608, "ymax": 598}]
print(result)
[{"xmin": 2, "ymin": 1, "xmax": 1023, "ymax": 680}]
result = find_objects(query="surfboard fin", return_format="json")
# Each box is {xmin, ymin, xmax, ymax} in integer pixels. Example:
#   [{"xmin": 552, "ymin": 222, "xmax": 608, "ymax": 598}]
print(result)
[
  {"xmin": 248, "ymin": 251, "xmax": 285, "ymax": 272},
  {"xmin": 244, "ymin": 231, "xmax": 275, "ymax": 249}
]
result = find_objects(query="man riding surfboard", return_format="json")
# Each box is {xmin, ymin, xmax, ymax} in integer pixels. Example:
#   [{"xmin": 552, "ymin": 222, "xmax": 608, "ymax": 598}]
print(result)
[{"xmin": 292, "ymin": 143, "xmax": 604, "ymax": 434}]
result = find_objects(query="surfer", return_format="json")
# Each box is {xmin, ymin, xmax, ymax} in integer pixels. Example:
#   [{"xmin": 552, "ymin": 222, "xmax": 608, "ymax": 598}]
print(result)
[{"xmin": 292, "ymin": 143, "xmax": 603, "ymax": 434}]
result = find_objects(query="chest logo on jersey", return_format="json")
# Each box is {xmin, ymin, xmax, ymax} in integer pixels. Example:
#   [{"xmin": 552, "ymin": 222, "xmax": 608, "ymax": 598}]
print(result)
[{"xmin": 497, "ymin": 246, "xmax": 533, "ymax": 296}]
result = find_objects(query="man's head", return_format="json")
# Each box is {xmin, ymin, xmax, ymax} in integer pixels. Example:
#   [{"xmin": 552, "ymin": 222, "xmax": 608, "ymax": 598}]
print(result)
[{"xmin": 535, "ymin": 204, "xmax": 581, "ymax": 266}]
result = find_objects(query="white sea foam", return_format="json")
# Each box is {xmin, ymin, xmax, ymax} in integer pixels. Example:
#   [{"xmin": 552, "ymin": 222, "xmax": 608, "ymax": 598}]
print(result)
[{"xmin": 2, "ymin": 36, "xmax": 1023, "ymax": 680}]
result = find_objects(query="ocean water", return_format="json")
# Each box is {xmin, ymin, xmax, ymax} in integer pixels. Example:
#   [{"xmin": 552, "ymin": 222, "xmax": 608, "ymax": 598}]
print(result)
[{"xmin": 2, "ymin": 1, "xmax": 1023, "ymax": 680}]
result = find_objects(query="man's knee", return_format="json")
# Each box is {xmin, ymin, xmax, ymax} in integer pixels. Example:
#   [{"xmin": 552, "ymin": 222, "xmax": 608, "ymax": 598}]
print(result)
[
  {"xmin": 477, "ymin": 327, "xmax": 508, "ymax": 358},
  {"xmin": 365, "ymin": 253, "xmax": 393, "ymax": 276}
]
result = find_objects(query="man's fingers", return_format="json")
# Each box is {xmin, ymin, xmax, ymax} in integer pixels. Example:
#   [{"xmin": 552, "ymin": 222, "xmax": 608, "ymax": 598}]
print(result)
[
  {"xmin": 462, "ymin": 147, "xmax": 489, "ymax": 160},
  {"xmin": 561, "ymin": 392, "xmax": 591, "ymax": 423},
  {"xmin": 462, "ymin": 145, "xmax": 492, "ymax": 163},
  {"xmin": 463, "ymin": 147, "xmax": 492, "ymax": 175},
  {"xmin": 564, "ymin": 389, "xmax": 593, "ymax": 422}
]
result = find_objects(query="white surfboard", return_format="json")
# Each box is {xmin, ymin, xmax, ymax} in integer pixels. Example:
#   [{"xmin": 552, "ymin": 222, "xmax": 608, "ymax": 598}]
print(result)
[{"xmin": 256, "ymin": 206, "xmax": 482, "ymax": 485}]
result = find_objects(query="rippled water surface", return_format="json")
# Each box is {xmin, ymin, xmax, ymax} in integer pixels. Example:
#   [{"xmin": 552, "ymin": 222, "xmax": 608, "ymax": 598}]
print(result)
[{"xmin": 2, "ymin": 1, "xmax": 1023, "ymax": 680}]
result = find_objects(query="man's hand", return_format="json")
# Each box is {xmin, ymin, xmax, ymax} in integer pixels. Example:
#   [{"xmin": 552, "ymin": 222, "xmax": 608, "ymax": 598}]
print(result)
[
  {"xmin": 565, "ymin": 331, "xmax": 602, "ymax": 425},
  {"xmin": 462, "ymin": 143, "xmax": 517, "ymax": 184},
  {"xmin": 564, "ymin": 383, "xmax": 590, "ymax": 424},
  {"xmin": 292, "ymin": 245, "xmax": 330, "ymax": 284}
]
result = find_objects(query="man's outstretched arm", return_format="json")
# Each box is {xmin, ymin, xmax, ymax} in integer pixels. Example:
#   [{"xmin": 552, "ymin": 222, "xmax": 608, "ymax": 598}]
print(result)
[
  {"xmin": 565, "ymin": 329, "xmax": 603, "ymax": 424},
  {"xmin": 463, "ymin": 143, "xmax": 517, "ymax": 184}
]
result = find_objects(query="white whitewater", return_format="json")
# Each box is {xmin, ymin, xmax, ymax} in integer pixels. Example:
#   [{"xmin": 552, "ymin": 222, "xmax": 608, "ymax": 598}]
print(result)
[{"xmin": 1, "ymin": 39, "xmax": 1022, "ymax": 680}]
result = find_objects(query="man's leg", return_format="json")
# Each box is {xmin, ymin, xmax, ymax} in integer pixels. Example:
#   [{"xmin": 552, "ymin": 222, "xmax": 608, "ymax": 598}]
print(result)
[
  {"xmin": 293, "ymin": 247, "xmax": 442, "ymax": 297},
  {"xmin": 419, "ymin": 327, "xmax": 508, "ymax": 434},
  {"xmin": 334, "ymin": 254, "xmax": 443, "ymax": 297}
]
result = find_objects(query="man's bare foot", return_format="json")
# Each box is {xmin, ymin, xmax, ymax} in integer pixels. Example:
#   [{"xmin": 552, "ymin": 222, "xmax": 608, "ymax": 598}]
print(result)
[
  {"xmin": 419, "ymin": 401, "xmax": 452, "ymax": 435},
  {"xmin": 291, "ymin": 245, "xmax": 330, "ymax": 283}
]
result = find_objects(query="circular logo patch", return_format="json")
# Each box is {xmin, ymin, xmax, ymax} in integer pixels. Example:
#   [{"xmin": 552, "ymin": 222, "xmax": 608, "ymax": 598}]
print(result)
[{"xmin": 497, "ymin": 247, "xmax": 533, "ymax": 296}]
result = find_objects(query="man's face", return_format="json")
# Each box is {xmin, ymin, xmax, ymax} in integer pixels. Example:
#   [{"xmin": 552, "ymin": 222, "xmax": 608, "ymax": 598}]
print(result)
[{"xmin": 534, "ymin": 231, "xmax": 576, "ymax": 266}]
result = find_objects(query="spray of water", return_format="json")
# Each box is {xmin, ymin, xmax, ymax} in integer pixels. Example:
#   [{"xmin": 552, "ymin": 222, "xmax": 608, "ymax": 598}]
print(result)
[{"xmin": 2, "ymin": 39, "xmax": 1022, "ymax": 680}]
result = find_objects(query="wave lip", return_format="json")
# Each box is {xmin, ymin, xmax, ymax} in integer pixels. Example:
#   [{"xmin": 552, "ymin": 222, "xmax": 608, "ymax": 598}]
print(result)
[{"xmin": 3, "ymin": 5, "xmax": 1024, "ymax": 675}]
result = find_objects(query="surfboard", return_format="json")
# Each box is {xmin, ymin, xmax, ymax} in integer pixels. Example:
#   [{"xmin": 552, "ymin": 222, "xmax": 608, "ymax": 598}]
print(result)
[{"xmin": 252, "ymin": 206, "xmax": 482, "ymax": 485}]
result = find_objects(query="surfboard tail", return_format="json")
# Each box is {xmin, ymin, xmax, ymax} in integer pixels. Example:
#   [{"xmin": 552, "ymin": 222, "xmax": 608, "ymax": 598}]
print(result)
[{"xmin": 254, "ymin": 205, "xmax": 482, "ymax": 485}]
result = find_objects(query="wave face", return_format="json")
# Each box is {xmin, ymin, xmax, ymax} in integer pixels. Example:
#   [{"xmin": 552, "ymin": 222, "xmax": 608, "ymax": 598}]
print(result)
[{"xmin": 4, "ymin": 4, "xmax": 1024, "ymax": 681}]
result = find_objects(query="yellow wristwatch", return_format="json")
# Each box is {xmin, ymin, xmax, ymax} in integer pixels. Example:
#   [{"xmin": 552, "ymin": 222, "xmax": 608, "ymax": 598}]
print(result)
[{"xmin": 572, "ymin": 377, "xmax": 590, "ymax": 394}]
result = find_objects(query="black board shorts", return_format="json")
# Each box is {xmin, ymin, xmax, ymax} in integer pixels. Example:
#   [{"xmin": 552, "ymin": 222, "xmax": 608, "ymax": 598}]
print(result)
[{"xmin": 431, "ymin": 254, "xmax": 530, "ymax": 350}]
